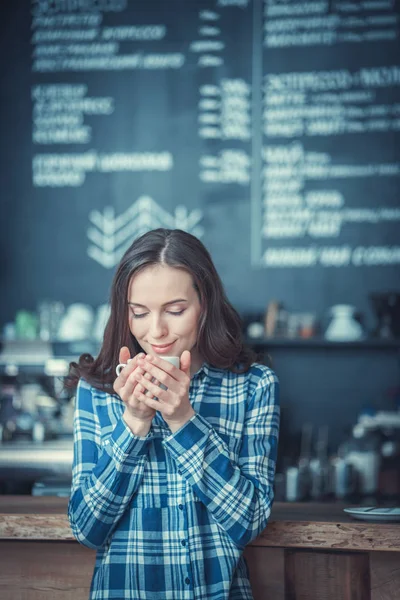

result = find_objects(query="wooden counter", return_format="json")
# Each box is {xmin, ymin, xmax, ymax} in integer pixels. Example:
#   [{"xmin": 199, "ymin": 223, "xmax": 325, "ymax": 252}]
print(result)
[{"xmin": 0, "ymin": 497, "xmax": 399, "ymax": 599}]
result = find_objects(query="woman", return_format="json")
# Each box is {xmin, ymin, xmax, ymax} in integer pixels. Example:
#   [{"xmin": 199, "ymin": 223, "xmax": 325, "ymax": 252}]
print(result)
[{"xmin": 67, "ymin": 228, "xmax": 280, "ymax": 600}]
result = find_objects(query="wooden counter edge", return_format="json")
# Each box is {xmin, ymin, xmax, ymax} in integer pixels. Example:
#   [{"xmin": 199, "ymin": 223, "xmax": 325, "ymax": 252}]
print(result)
[
  {"xmin": 252, "ymin": 519, "xmax": 400, "ymax": 552},
  {"xmin": 0, "ymin": 513, "xmax": 399, "ymax": 552}
]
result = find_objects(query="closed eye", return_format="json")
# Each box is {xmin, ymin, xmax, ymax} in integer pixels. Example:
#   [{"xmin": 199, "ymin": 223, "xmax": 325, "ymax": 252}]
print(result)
[{"xmin": 131, "ymin": 309, "xmax": 185, "ymax": 319}]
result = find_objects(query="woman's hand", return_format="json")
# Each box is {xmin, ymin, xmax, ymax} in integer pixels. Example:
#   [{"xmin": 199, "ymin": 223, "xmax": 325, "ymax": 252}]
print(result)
[
  {"xmin": 132, "ymin": 350, "xmax": 195, "ymax": 433},
  {"xmin": 113, "ymin": 346, "xmax": 157, "ymax": 428}
]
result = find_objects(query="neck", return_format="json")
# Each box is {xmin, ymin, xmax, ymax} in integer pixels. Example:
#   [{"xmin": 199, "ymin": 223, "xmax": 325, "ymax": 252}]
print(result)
[{"xmin": 189, "ymin": 349, "xmax": 204, "ymax": 377}]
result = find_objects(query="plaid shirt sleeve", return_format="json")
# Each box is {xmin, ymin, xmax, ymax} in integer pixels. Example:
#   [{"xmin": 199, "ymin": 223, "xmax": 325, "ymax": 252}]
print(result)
[
  {"xmin": 68, "ymin": 378, "xmax": 153, "ymax": 549},
  {"xmin": 163, "ymin": 368, "xmax": 279, "ymax": 550}
]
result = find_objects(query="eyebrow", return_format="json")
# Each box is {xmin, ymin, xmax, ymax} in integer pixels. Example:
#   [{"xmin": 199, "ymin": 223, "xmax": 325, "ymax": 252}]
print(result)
[{"xmin": 128, "ymin": 298, "xmax": 188, "ymax": 309}]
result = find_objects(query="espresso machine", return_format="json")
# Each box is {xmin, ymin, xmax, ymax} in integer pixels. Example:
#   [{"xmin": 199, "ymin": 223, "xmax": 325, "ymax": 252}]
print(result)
[{"xmin": 369, "ymin": 292, "xmax": 400, "ymax": 339}]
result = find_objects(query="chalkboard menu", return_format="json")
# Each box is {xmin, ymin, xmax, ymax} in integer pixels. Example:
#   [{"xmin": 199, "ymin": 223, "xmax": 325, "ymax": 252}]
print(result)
[{"xmin": 1, "ymin": 0, "xmax": 400, "ymax": 327}]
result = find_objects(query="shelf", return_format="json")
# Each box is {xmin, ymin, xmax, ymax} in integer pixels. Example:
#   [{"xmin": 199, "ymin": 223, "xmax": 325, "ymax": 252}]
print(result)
[
  {"xmin": 0, "ymin": 338, "xmax": 399, "ymax": 376},
  {"xmin": 0, "ymin": 340, "xmax": 100, "ymax": 376},
  {"xmin": 247, "ymin": 337, "xmax": 400, "ymax": 350}
]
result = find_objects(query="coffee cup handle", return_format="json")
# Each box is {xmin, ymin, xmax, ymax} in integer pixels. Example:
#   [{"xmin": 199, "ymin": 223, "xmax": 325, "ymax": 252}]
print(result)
[{"xmin": 116, "ymin": 358, "xmax": 133, "ymax": 377}]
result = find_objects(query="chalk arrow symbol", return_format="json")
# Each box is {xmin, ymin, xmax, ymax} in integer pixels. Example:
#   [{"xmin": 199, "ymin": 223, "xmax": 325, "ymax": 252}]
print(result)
[
  {"xmin": 87, "ymin": 196, "xmax": 203, "ymax": 268},
  {"xmin": 138, "ymin": 196, "xmax": 175, "ymax": 228},
  {"xmin": 174, "ymin": 206, "xmax": 203, "ymax": 235},
  {"xmin": 114, "ymin": 201, "xmax": 142, "ymax": 231},
  {"xmin": 89, "ymin": 206, "xmax": 117, "ymax": 235},
  {"xmin": 87, "ymin": 228, "xmax": 117, "ymax": 253},
  {"xmin": 175, "ymin": 206, "xmax": 203, "ymax": 231},
  {"xmin": 188, "ymin": 209, "xmax": 203, "ymax": 229},
  {"xmin": 114, "ymin": 219, "xmax": 149, "ymax": 247},
  {"xmin": 87, "ymin": 246, "xmax": 117, "ymax": 269}
]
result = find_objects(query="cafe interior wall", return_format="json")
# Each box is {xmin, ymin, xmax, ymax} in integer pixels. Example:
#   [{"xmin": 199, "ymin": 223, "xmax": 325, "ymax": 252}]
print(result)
[{"xmin": 0, "ymin": 1, "xmax": 399, "ymax": 476}]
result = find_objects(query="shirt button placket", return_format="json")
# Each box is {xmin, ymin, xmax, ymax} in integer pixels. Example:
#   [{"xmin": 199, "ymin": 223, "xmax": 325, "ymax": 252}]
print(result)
[{"xmin": 178, "ymin": 509, "xmax": 192, "ymax": 591}]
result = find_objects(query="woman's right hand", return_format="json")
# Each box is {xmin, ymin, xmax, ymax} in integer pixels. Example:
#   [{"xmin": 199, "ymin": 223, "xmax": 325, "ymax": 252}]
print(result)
[{"xmin": 113, "ymin": 346, "xmax": 157, "ymax": 426}]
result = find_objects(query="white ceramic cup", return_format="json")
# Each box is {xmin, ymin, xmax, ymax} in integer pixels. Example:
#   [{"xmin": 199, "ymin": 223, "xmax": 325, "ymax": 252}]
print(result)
[
  {"xmin": 115, "ymin": 355, "xmax": 180, "ymax": 377},
  {"xmin": 160, "ymin": 356, "xmax": 180, "ymax": 369}
]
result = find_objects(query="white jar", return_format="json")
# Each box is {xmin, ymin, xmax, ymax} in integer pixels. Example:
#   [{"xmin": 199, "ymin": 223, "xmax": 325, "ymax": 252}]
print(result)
[{"xmin": 325, "ymin": 304, "xmax": 364, "ymax": 341}]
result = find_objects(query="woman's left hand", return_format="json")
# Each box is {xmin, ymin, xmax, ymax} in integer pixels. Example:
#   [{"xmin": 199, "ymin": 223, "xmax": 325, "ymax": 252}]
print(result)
[{"xmin": 133, "ymin": 350, "xmax": 195, "ymax": 433}]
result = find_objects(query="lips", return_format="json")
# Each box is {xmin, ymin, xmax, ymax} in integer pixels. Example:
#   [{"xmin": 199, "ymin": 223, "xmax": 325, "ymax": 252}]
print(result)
[{"xmin": 150, "ymin": 341, "xmax": 176, "ymax": 354}]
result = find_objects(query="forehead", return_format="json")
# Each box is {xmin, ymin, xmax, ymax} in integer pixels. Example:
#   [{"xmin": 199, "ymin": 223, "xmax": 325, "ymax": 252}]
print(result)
[{"xmin": 128, "ymin": 264, "xmax": 195, "ymax": 302}]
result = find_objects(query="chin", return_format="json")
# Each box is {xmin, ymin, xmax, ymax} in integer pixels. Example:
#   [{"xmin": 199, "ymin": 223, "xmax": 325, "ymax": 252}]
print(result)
[{"xmin": 136, "ymin": 343, "xmax": 149, "ymax": 354}]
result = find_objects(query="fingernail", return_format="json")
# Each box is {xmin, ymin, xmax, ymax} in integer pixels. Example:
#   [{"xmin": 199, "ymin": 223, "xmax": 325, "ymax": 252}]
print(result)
[{"xmin": 145, "ymin": 355, "xmax": 153, "ymax": 361}]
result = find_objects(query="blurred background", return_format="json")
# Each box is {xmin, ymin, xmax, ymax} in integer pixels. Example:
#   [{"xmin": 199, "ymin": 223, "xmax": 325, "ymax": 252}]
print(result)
[{"xmin": 0, "ymin": 0, "xmax": 399, "ymax": 504}]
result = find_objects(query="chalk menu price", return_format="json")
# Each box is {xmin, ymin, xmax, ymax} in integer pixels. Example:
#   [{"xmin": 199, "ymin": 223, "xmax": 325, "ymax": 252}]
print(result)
[
  {"xmin": 30, "ymin": 0, "xmax": 253, "ymax": 252},
  {"xmin": 254, "ymin": 0, "xmax": 400, "ymax": 268},
  {"xmin": 31, "ymin": 0, "xmax": 182, "ymax": 189},
  {"xmin": 29, "ymin": 0, "xmax": 400, "ymax": 270}
]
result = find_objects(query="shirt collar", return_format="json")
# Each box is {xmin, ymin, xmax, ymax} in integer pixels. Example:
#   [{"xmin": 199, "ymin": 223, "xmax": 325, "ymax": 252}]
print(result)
[
  {"xmin": 191, "ymin": 362, "xmax": 206, "ymax": 379},
  {"xmin": 191, "ymin": 362, "xmax": 224, "ymax": 380}
]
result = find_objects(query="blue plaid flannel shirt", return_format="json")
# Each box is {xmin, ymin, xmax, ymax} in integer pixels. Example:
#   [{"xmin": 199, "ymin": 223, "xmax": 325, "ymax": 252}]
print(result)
[{"xmin": 68, "ymin": 362, "xmax": 280, "ymax": 600}]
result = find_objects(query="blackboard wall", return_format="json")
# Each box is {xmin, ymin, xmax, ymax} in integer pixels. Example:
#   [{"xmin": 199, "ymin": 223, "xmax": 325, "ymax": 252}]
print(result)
[{"xmin": 1, "ymin": 1, "xmax": 400, "ymax": 450}]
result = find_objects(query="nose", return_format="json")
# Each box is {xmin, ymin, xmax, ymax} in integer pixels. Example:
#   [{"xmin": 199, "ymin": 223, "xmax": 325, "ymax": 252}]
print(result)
[{"xmin": 149, "ymin": 314, "xmax": 168, "ymax": 340}]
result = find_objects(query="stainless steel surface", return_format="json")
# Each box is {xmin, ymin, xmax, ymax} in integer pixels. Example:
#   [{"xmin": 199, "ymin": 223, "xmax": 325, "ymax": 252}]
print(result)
[{"xmin": 0, "ymin": 439, "xmax": 73, "ymax": 479}]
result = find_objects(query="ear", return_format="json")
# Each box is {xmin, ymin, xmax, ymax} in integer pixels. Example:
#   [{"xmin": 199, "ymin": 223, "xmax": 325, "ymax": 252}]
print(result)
[
  {"xmin": 180, "ymin": 350, "xmax": 191, "ymax": 377},
  {"xmin": 119, "ymin": 346, "xmax": 131, "ymax": 363}
]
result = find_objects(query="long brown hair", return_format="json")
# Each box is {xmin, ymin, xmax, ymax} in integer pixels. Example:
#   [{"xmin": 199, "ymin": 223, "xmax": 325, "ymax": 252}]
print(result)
[{"xmin": 65, "ymin": 228, "xmax": 256, "ymax": 391}]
